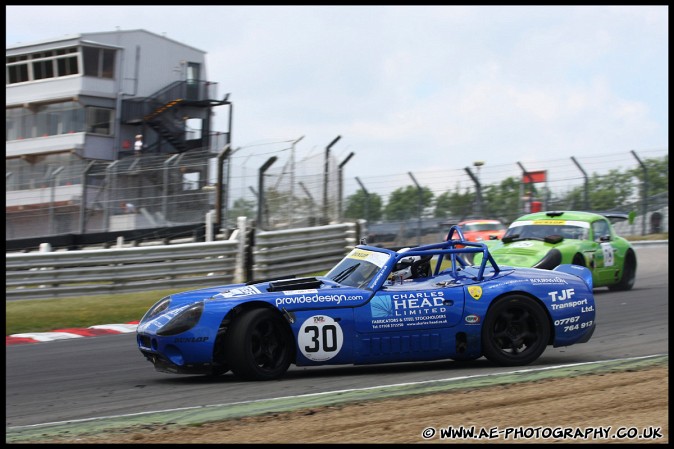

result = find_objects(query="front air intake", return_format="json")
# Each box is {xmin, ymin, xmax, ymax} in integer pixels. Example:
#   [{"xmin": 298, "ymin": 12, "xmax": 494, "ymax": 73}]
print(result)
[{"xmin": 268, "ymin": 277, "xmax": 323, "ymax": 292}]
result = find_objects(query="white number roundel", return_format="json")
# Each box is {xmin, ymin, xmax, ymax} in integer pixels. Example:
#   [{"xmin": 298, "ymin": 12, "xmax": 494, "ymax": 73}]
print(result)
[{"xmin": 298, "ymin": 315, "xmax": 343, "ymax": 362}]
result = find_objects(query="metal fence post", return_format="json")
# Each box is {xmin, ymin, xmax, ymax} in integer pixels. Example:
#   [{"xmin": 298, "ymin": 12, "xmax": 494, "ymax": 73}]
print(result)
[
  {"xmin": 234, "ymin": 216, "xmax": 247, "ymax": 284},
  {"xmin": 205, "ymin": 210, "xmax": 214, "ymax": 242}
]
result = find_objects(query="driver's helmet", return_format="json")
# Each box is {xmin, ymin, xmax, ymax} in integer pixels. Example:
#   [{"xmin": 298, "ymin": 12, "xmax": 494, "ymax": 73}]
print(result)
[{"xmin": 391, "ymin": 248, "xmax": 432, "ymax": 281}]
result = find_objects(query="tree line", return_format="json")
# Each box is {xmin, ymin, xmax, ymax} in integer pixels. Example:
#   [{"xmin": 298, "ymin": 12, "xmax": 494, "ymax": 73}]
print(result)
[{"xmin": 343, "ymin": 155, "xmax": 668, "ymax": 224}]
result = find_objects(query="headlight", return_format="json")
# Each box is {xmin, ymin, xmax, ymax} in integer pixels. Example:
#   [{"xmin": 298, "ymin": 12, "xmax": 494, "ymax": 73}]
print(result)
[
  {"xmin": 157, "ymin": 301, "xmax": 205, "ymax": 336},
  {"xmin": 140, "ymin": 296, "xmax": 171, "ymax": 324}
]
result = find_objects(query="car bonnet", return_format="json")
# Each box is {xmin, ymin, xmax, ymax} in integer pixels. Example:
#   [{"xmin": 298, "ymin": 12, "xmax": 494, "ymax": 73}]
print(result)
[{"xmin": 488, "ymin": 239, "xmax": 563, "ymax": 267}]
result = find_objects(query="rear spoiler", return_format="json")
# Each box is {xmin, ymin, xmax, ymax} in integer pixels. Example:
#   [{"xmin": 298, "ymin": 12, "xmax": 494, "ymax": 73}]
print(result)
[
  {"xmin": 599, "ymin": 212, "xmax": 630, "ymax": 223},
  {"xmin": 547, "ymin": 210, "xmax": 632, "ymax": 224}
]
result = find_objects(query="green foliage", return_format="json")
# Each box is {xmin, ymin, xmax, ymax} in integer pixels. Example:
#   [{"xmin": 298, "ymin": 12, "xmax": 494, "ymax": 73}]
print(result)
[
  {"xmin": 384, "ymin": 185, "xmax": 434, "ymax": 220},
  {"xmin": 344, "ymin": 188, "xmax": 383, "ymax": 221},
  {"xmin": 229, "ymin": 197, "xmax": 256, "ymax": 219},
  {"xmin": 482, "ymin": 177, "xmax": 524, "ymax": 223},
  {"xmin": 628, "ymin": 154, "xmax": 669, "ymax": 196},
  {"xmin": 348, "ymin": 155, "xmax": 666, "ymax": 227},
  {"xmin": 434, "ymin": 185, "xmax": 474, "ymax": 219},
  {"xmin": 263, "ymin": 187, "xmax": 288, "ymax": 216},
  {"xmin": 565, "ymin": 169, "xmax": 635, "ymax": 211}
]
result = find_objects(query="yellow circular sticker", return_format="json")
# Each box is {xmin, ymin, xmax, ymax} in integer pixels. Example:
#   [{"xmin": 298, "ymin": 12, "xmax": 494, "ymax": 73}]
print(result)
[{"xmin": 468, "ymin": 286, "xmax": 483, "ymax": 300}]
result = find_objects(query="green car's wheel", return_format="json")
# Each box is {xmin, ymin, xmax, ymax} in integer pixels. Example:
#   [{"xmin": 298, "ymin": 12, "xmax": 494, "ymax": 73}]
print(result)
[
  {"xmin": 481, "ymin": 295, "xmax": 550, "ymax": 366},
  {"xmin": 225, "ymin": 308, "xmax": 293, "ymax": 381},
  {"xmin": 572, "ymin": 253, "xmax": 585, "ymax": 266},
  {"xmin": 609, "ymin": 250, "xmax": 637, "ymax": 292}
]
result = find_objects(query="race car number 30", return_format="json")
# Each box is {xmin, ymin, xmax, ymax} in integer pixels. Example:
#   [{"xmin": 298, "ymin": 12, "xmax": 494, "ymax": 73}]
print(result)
[{"xmin": 298, "ymin": 315, "xmax": 343, "ymax": 362}]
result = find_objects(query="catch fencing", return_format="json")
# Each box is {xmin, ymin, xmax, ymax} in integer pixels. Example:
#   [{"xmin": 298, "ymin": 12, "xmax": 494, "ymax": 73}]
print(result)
[
  {"xmin": 6, "ymin": 147, "xmax": 668, "ymax": 245},
  {"xmin": 5, "ymin": 141, "xmax": 342, "ymax": 240}
]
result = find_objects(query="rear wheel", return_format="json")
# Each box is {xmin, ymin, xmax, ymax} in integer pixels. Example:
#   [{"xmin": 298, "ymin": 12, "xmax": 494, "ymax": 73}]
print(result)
[
  {"xmin": 225, "ymin": 308, "xmax": 293, "ymax": 381},
  {"xmin": 609, "ymin": 251, "xmax": 636, "ymax": 291},
  {"xmin": 481, "ymin": 295, "xmax": 550, "ymax": 366}
]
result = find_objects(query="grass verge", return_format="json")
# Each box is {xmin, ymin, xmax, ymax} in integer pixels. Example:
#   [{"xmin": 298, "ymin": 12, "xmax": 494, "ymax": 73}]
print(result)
[
  {"xmin": 5, "ymin": 237, "xmax": 666, "ymax": 336},
  {"xmin": 5, "ymin": 288, "xmax": 185, "ymax": 335}
]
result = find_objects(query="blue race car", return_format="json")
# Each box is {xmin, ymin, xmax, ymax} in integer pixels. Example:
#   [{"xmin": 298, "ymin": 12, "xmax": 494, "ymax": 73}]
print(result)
[{"xmin": 136, "ymin": 226, "xmax": 596, "ymax": 381}]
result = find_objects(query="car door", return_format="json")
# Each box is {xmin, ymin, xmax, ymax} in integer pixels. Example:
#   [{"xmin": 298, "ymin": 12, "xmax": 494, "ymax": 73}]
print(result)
[
  {"xmin": 352, "ymin": 280, "xmax": 465, "ymax": 363},
  {"xmin": 590, "ymin": 218, "xmax": 619, "ymax": 284}
]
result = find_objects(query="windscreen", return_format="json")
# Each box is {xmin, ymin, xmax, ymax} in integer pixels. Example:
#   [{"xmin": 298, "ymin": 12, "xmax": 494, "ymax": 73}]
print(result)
[
  {"xmin": 504, "ymin": 223, "xmax": 589, "ymax": 240},
  {"xmin": 325, "ymin": 248, "xmax": 392, "ymax": 288},
  {"xmin": 463, "ymin": 222, "xmax": 505, "ymax": 232}
]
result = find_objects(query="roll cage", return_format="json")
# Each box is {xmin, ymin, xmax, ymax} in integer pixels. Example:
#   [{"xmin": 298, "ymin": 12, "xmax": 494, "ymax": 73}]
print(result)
[{"xmin": 355, "ymin": 225, "xmax": 502, "ymax": 291}]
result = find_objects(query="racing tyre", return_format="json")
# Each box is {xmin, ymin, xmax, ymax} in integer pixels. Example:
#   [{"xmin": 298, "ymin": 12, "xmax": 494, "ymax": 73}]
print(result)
[
  {"xmin": 481, "ymin": 295, "xmax": 550, "ymax": 366},
  {"xmin": 225, "ymin": 308, "xmax": 293, "ymax": 381},
  {"xmin": 572, "ymin": 253, "xmax": 585, "ymax": 266},
  {"xmin": 609, "ymin": 251, "xmax": 636, "ymax": 292}
]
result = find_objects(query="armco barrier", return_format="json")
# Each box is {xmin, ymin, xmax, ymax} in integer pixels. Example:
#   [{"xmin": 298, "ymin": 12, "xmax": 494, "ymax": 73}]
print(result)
[
  {"xmin": 7, "ymin": 221, "xmax": 658, "ymax": 301},
  {"xmin": 252, "ymin": 223, "xmax": 358, "ymax": 280},
  {"xmin": 6, "ymin": 240, "xmax": 240, "ymax": 300},
  {"xmin": 6, "ymin": 221, "xmax": 360, "ymax": 301}
]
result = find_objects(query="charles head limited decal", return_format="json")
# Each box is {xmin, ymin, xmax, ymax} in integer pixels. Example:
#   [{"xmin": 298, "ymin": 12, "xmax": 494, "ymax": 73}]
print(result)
[
  {"xmin": 369, "ymin": 291, "xmax": 449, "ymax": 329},
  {"xmin": 298, "ymin": 315, "xmax": 343, "ymax": 362}
]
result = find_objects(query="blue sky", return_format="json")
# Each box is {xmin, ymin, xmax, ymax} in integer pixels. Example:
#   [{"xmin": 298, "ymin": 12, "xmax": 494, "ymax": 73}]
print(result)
[{"xmin": 6, "ymin": 5, "xmax": 668, "ymax": 199}]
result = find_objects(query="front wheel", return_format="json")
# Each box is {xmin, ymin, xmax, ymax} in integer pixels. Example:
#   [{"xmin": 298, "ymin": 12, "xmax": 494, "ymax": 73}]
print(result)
[
  {"xmin": 225, "ymin": 308, "xmax": 293, "ymax": 381},
  {"xmin": 481, "ymin": 295, "xmax": 550, "ymax": 366},
  {"xmin": 572, "ymin": 253, "xmax": 585, "ymax": 266}
]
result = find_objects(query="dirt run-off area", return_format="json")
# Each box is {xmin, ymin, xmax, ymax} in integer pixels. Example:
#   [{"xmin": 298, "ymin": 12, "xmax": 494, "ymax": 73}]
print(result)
[{"xmin": 24, "ymin": 363, "xmax": 668, "ymax": 444}]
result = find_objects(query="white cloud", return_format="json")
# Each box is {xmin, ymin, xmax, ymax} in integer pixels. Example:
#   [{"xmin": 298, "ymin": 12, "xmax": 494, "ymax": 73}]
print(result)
[{"xmin": 5, "ymin": 5, "xmax": 668, "ymax": 199}]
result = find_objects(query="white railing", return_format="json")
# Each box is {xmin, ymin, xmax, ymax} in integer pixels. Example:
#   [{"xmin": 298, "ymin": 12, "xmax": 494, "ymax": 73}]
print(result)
[
  {"xmin": 6, "ymin": 221, "xmax": 360, "ymax": 300},
  {"xmin": 252, "ymin": 223, "xmax": 358, "ymax": 280}
]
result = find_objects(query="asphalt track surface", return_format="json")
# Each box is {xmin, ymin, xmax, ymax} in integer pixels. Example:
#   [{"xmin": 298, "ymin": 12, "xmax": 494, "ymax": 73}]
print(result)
[{"xmin": 5, "ymin": 244, "xmax": 668, "ymax": 441}]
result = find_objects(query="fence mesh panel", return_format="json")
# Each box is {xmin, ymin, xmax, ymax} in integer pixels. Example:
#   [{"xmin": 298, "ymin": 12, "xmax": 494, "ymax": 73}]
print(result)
[{"xmin": 5, "ymin": 147, "xmax": 668, "ymax": 242}]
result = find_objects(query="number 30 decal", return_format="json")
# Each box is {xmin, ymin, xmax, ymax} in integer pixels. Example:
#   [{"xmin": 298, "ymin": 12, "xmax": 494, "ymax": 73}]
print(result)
[{"xmin": 298, "ymin": 315, "xmax": 343, "ymax": 362}]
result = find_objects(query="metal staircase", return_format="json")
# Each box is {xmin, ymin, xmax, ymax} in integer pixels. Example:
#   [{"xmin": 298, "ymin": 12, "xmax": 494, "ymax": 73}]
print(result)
[{"xmin": 121, "ymin": 80, "xmax": 230, "ymax": 155}]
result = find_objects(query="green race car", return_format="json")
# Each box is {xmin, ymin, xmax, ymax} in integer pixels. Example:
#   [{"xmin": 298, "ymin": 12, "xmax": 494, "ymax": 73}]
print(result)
[{"xmin": 475, "ymin": 210, "xmax": 637, "ymax": 291}]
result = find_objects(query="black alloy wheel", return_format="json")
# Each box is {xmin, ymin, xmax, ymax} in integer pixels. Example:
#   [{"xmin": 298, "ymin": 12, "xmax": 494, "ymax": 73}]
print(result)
[
  {"xmin": 225, "ymin": 308, "xmax": 293, "ymax": 381},
  {"xmin": 481, "ymin": 295, "xmax": 550, "ymax": 366}
]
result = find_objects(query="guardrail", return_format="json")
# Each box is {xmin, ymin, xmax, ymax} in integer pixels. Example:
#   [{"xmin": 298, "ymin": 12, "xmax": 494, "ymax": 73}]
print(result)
[
  {"xmin": 6, "ymin": 220, "xmax": 361, "ymax": 301},
  {"xmin": 252, "ymin": 223, "xmax": 358, "ymax": 280},
  {"xmin": 6, "ymin": 240, "xmax": 240, "ymax": 300},
  {"xmin": 629, "ymin": 240, "xmax": 668, "ymax": 247}
]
